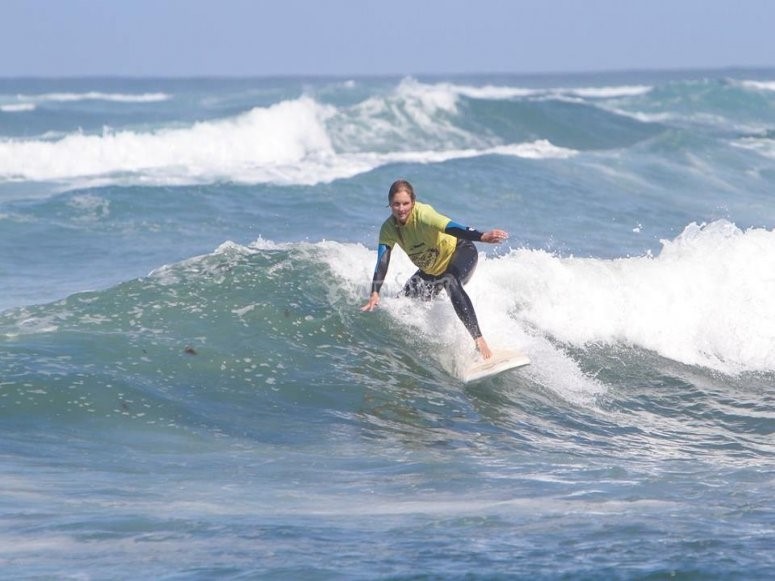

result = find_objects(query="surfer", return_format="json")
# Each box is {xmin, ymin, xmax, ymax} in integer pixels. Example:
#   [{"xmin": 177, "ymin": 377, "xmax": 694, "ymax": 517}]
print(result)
[{"xmin": 361, "ymin": 179, "xmax": 509, "ymax": 359}]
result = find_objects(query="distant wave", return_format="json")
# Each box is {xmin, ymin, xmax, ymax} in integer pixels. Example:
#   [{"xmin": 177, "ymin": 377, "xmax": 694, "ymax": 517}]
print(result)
[
  {"xmin": 738, "ymin": 80, "xmax": 775, "ymax": 92},
  {"xmin": 0, "ymin": 103, "xmax": 36, "ymax": 113},
  {"xmin": 0, "ymin": 77, "xmax": 700, "ymax": 187},
  {"xmin": 15, "ymin": 91, "xmax": 171, "ymax": 103},
  {"xmin": 0, "ymin": 91, "xmax": 577, "ymax": 186},
  {"xmin": 0, "ymin": 92, "xmax": 170, "ymax": 114},
  {"xmin": 0, "ymin": 97, "xmax": 335, "ymax": 183},
  {"xmin": 445, "ymin": 82, "xmax": 653, "ymax": 100},
  {"xmin": 732, "ymin": 135, "xmax": 775, "ymax": 159},
  {"xmin": 387, "ymin": 78, "xmax": 652, "ymax": 101}
]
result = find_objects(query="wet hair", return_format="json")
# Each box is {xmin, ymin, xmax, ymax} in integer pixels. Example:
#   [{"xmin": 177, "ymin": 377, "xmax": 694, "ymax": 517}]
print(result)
[{"xmin": 388, "ymin": 179, "xmax": 416, "ymax": 203}]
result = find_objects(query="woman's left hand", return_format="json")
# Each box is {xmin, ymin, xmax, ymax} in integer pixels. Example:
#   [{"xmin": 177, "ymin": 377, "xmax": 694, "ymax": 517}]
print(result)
[{"xmin": 481, "ymin": 229, "xmax": 509, "ymax": 243}]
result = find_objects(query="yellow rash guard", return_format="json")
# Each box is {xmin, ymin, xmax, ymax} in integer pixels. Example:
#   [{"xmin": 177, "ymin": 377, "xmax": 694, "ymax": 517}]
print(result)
[{"xmin": 378, "ymin": 202, "xmax": 456, "ymax": 276}]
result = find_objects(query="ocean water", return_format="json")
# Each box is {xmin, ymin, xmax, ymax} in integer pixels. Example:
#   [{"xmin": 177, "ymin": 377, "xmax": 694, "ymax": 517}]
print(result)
[{"xmin": 1, "ymin": 70, "xmax": 774, "ymax": 579}]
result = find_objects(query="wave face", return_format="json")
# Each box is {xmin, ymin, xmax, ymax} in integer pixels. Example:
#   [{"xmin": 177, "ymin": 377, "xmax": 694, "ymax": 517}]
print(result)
[{"xmin": 1, "ymin": 71, "xmax": 774, "ymax": 579}]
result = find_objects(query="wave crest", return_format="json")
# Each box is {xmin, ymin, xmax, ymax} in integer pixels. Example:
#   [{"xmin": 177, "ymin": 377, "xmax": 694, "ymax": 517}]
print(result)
[
  {"xmin": 508, "ymin": 221, "xmax": 775, "ymax": 373},
  {"xmin": 0, "ymin": 97, "xmax": 335, "ymax": 183}
]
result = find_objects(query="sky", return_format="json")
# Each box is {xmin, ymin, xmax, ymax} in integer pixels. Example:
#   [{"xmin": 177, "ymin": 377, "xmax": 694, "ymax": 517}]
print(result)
[{"xmin": 1, "ymin": 0, "xmax": 774, "ymax": 77}]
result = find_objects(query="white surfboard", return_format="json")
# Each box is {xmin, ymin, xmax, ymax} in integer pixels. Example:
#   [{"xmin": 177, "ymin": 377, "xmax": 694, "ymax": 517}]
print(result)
[{"xmin": 460, "ymin": 348, "xmax": 530, "ymax": 383}]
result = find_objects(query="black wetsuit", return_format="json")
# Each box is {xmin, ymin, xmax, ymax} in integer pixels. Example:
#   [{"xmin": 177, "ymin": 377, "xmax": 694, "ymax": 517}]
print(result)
[{"xmin": 370, "ymin": 221, "xmax": 485, "ymax": 340}]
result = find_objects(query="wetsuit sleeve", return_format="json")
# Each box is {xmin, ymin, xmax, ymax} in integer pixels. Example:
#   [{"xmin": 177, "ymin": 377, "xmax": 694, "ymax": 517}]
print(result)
[
  {"xmin": 370, "ymin": 244, "xmax": 392, "ymax": 294},
  {"xmin": 444, "ymin": 220, "xmax": 484, "ymax": 241}
]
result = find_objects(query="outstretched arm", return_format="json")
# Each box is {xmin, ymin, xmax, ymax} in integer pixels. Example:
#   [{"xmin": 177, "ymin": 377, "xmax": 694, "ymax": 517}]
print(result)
[
  {"xmin": 361, "ymin": 244, "xmax": 391, "ymax": 311},
  {"xmin": 445, "ymin": 221, "xmax": 509, "ymax": 244}
]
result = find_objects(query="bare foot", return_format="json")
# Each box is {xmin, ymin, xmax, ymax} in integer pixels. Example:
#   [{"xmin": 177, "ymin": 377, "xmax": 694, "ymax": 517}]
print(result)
[{"xmin": 475, "ymin": 337, "xmax": 493, "ymax": 359}]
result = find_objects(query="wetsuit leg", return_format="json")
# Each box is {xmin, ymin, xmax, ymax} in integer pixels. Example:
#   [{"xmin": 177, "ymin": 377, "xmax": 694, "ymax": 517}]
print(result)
[
  {"xmin": 442, "ymin": 241, "xmax": 482, "ymax": 339},
  {"xmin": 442, "ymin": 274, "xmax": 482, "ymax": 339},
  {"xmin": 402, "ymin": 240, "xmax": 483, "ymax": 340}
]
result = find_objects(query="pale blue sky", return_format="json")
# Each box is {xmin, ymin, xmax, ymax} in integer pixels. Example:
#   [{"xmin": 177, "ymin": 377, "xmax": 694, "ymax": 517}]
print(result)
[{"xmin": 2, "ymin": 0, "xmax": 774, "ymax": 77}]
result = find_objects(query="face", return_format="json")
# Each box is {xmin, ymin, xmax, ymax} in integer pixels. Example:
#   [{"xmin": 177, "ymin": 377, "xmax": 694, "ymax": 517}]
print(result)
[{"xmin": 389, "ymin": 190, "xmax": 414, "ymax": 225}]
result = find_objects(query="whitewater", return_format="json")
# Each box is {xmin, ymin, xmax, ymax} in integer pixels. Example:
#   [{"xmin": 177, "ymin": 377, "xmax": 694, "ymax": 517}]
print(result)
[{"xmin": 1, "ymin": 71, "xmax": 774, "ymax": 579}]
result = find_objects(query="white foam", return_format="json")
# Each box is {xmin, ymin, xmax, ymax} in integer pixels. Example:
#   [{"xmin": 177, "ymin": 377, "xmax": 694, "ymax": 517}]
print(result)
[
  {"xmin": 0, "ymin": 79, "xmax": 589, "ymax": 187},
  {"xmin": 319, "ymin": 240, "xmax": 603, "ymax": 402},
  {"xmin": 503, "ymin": 221, "xmax": 775, "ymax": 374},
  {"xmin": 426, "ymin": 80, "xmax": 652, "ymax": 101},
  {"xmin": 436, "ymin": 83, "xmax": 539, "ymax": 100},
  {"xmin": 17, "ymin": 91, "xmax": 171, "ymax": 103},
  {"xmin": 322, "ymin": 220, "xmax": 775, "ymax": 378},
  {"xmin": 2, "ymin": 308, "xmax": 61, "ymax": 337},
  {"xmin": 732, "ymin": 136, "xmax": 775, "ymax": 160},
  {"xmin": 0, "ymin": 91, "xmax": 168, "ymax": 120},
  {"xmin": 333, "ymin": 78, "xmax": 478, "ymax": 153},
  {"xmin": 1, "ymin": 102, "xmax": 36, "ymax": 113},
  {"xmin": 0, "ymin": 97, "xmax": 336, "ymax": 182},
  {"xmin": 562, "ymin": 85, "xmax": 653, "ymax": 99},
  {"xmin": 332, "ymin": 78, "xmax": 579, "ymax": 156},
  {"xmin": 0, "ymin": 129, "xmax": 573, "ymax": 189},
  {"xmin": 67, "ymin": 193, "xmax": 110, "ymax": 220},
  {"xmin": 606, "ymin": 108, "xmax": 675, "ymax": 123},
  {"xmin": 738, "ymin": 80, "xmax": 775, "ymax": 92},
  {"xmin": 394, "ymin": 77, "xmax": 461, "ymax": 114},
  {"xmin": 490, "ymin": 140, "xmax": 577, "ymax": 159}
]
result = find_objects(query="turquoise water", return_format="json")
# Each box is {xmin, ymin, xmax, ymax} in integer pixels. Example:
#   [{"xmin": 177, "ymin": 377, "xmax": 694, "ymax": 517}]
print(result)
[{"xmin": 1, "ymin": 71, "xmax": 774, "ymax": 579}]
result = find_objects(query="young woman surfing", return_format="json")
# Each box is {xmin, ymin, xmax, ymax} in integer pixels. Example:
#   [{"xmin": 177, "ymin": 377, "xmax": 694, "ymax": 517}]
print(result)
[{"xmin": 361, "ymin": 179, "xmax": 508, "ymax": 359}]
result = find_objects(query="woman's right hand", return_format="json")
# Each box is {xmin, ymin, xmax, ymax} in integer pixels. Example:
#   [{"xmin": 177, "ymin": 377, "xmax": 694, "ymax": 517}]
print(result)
[
  {"xmin": 481, "ymin": 229, "xmax": 509, "ymax": 243},
  {"xmin": 360, "ymin": 292, "xmax": 380, "ymax": 312}
]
